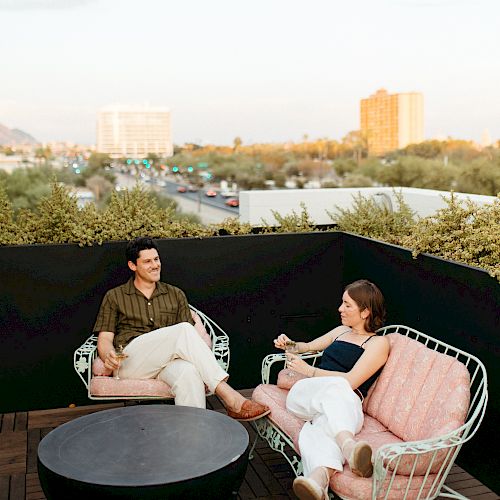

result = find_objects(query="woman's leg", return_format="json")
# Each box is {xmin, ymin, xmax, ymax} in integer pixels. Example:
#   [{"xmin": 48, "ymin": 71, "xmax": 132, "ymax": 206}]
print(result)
[
  {"xmin": 287, "ymin": 377, "xmax": 362, "ymax": 474},
  {"xmin": 335, "ymin": 431, "xmax": 373, "ymax": 478}
]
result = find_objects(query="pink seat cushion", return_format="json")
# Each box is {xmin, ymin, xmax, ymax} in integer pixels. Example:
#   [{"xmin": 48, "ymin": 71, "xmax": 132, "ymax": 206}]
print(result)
[
  {"xmin": 253, "ymin": 384, "xmax": 305, "ymax": 451},
  {"xmin": 90, "ymin": 310, "xmax": 213, "ymax": 397},
  {"xmin": 330, "ymin": 466, "xmax": 438, "ymax": 500},
  {"xmin": 90, "ymin": 376, "xmax": 174, "ymax": 398},
  {"xmin": 277, "ymin": 368, "xmax": 308, "ymax": 389}
]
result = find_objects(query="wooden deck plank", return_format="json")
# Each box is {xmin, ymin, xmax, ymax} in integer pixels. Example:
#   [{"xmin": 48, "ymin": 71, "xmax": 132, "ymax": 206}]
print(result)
[
  {"xmin": 26, "ymin": 472, "xmax": 45, "ymax": 500},
  {"xmin": 0, "ymin": 415, "xmax": 14, "ymax": 434},
  {"xmin": 28, "ymin": 403, "xmax": 124, "ymax": 429},
  {"xmin": 0, "ymin": 476, "xmax": 9, "ymax": 500},
  {"xmin": 14, "ymin": 413, "xmax": 27, "ymax": 433},
  {"xmin": 0, "ymin": 401, "xmax": 498, "ymax": 500},
  {"xmin": 26, "ymin": 429, "xmax": 41, "ymax": 474},
  {"xmin": 9, "ymin": 474, "xmax": 25, "ymax": 500},
  {"xmin": 0, "ymin": 432, "xmax": 26, "ymax": 475}
]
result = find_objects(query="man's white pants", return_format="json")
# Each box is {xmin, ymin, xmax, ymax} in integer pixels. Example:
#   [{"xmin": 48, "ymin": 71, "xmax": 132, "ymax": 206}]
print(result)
[
  {"xmin": 286, "ymin": 376, "xmax": 364, "ymax": 474},
  {"xmin": 118, "ymin": 322, "xmax": 228, "ymax": 409}
]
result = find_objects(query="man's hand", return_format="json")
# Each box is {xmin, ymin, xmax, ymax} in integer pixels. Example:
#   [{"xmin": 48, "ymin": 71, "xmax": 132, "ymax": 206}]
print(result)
[{"xmin": 104, "ymin": 349, "xmax": 120, "ymax": 371}]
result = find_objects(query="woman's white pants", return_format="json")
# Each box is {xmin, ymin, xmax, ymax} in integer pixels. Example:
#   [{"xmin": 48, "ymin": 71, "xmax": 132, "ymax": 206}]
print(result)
[
  {"xmin": 286, "ymin": 376, "xmax": 364, "ymax": 474},
  {"xmin": 118, "ymin": 322, "xmax": 228, "ymax": 409}
]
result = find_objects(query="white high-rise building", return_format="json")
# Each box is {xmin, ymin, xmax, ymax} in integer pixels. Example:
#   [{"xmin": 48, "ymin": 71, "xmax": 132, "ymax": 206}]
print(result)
[{"xmin": 96, "ymin": 105, "xmax": 173, "ymax": 158}]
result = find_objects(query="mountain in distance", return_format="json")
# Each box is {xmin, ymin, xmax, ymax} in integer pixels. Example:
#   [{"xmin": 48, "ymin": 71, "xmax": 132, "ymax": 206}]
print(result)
[{"xmin": 0, "ymin": 123, "xmax": 38, "ymax": 145}]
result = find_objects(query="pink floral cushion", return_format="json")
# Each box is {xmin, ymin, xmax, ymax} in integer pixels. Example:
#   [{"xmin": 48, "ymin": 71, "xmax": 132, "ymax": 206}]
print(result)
[
  {"xmin": 330, "ymin": 466, "xmax": 437, "ymax": 500},
  {"xmin": 276, "ymin": 369, "xmax": 308, "ymax": 390},
  {"xmin": 363, "ymin": 334, "xmax": 470, "ymax": 443},
  {"xmin": 252, "ymin": 384, "xmax": 305, "ymax": 450},
  {"xmin": 90, "ymin": 376, "xmax": 174, "ymax": 398},
  {"xmin": 191, "ymin": 310, "xmax": 212, "ymax": 348}
]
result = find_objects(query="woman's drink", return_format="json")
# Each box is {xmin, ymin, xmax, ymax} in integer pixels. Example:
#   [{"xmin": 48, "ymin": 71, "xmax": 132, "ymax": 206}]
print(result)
[{"xmin": 285, "ymin": 340, "xmax": 299, "ymax": 377}]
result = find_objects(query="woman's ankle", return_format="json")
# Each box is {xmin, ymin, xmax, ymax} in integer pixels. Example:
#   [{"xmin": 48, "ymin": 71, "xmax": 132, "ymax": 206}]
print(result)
[{"xmin": 308, "ymin": 466, "xmax": 330, "ymax": 488}]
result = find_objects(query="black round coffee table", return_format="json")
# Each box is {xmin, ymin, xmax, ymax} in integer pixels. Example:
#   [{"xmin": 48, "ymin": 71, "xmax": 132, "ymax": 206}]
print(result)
[{"xmin": 37, "ymin": 405, "xmax": 249, "ymax": 499}]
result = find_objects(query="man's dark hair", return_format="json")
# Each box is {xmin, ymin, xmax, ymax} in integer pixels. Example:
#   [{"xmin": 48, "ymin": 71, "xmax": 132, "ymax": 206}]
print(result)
[{"xmin": 126, "ymin": 237, "xmax": 159, "ymax": 264}]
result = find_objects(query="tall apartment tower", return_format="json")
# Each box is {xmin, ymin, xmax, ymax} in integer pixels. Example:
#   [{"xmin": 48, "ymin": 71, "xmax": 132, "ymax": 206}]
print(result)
[
  {"xmin": 360, "ymin": 89, "xmax": 424, "ymax": 156},
  {"xmin": 96, "ymin": 105, "xmax": 173, "ymax": 158}
]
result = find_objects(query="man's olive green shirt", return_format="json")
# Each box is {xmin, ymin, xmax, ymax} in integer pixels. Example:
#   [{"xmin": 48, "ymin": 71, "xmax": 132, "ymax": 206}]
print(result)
[{"xmin": 93, "ymin": 278, "xmax": 194, "ymax": 348}]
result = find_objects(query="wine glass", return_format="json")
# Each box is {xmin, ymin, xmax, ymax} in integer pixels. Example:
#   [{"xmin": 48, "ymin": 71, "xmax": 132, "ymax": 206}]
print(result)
[
  {"xmin": 114, "ymin": 344, "xmax": 128, "ymax": 380},
  {"xmin": 285, "ymin": 340, "xmax": 299, "ymax": 377}
]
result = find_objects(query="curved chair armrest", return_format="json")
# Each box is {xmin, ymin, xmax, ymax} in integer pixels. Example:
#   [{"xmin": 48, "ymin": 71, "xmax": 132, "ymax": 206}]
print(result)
[
  {"xmin": 372, "ymin": 424, "xmax": 471, "ymax": 494},
  {"xmin": 73, "ymin": 334, "xmax": 98, "ymax": 390},
  {"xmin": 189, "ymin": 305, "xmax": 230, "ymax": 372},
  {"xmin": 261, "ymin": 351, "xmax": 323, "ymax": 384}
]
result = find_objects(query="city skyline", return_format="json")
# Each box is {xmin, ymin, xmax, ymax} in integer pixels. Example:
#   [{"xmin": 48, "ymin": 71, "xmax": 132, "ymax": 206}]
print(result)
[{"xmin": 1, "ymin": 0, "xmax": 499, "ymax": 146}]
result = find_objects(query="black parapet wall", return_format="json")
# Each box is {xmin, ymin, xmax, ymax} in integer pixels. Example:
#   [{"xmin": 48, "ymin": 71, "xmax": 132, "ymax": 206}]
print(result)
[
  {"xmin": 341, "ymin": 233, "xmax": 500, "ymax": 493},
  {"xmin": 0, "ymin": 232, "xmax": 498, "ymax": 490},
  {"xmin": 0, "ymin": 232, "xmax": 343, "ymax": 412}
]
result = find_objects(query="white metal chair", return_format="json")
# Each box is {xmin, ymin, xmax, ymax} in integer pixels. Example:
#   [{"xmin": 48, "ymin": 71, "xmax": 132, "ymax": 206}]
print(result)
[
  {"xmin": 74, "ymin": 304, "xmax": 230, "ymax": 401},
  {"xmin": 253, "ymin": 325, "xmax": 488, "ymax": 500}
]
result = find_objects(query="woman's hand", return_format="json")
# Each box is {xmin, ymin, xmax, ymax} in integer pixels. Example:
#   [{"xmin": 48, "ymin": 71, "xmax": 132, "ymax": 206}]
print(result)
[
  {"xmin": 274, "ymin": 333, "xmax": 293, "ymax": 350},
  {"xmin": 286, "ymin": 353, "xmax": 313, "ymax": 377}
]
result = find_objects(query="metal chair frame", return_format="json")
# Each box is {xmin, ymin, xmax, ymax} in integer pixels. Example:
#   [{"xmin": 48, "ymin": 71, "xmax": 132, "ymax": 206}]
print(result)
[
  {"xmin": 254, "ymin": 325, "xmax": 489, "ymax": 500},
  {"xmin": 74, "ymin": 304, "xmax": 230, "ymax": 401}
]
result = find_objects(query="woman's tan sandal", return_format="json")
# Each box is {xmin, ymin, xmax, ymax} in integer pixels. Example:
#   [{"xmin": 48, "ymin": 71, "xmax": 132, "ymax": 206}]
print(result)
[
  {"xmin": 348, "ymin": 440, "xmax": 373, "ymax": 478},
  {"xmin": 292, "ymin": 467, "xmax": 329, "ymax": 500},
  {"xmin": 293, "ymin": 476, "xmax": 328, "ymax": 500}
]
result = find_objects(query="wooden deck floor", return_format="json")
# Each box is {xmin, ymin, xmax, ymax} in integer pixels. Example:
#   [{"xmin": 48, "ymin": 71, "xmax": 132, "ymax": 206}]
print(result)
[{"xmin": 0, "ymin": 391, "xmax": 497, "ymax": 499}]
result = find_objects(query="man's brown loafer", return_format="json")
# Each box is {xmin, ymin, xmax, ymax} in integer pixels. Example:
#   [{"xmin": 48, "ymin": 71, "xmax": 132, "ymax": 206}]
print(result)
[{"xmin": 227, "ymin": 400, "xmax": 271, "ymax": 421}]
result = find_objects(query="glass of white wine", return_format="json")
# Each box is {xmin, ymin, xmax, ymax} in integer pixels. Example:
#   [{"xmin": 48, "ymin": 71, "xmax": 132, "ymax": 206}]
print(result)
[
  {"xmin": 285, "ymin": 340, "xmax": 299, "ymax": 378},
  {"xmin": 114, "ymin": 344, "xmax": 128, "ymax": 380}
]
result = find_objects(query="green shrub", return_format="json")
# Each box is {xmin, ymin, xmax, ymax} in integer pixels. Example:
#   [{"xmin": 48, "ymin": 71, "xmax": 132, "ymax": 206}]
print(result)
[
  {"xmin": 401, "ymin": 195, "xmax": 500, "ymax": 281},
  {"xmin": 332, "ymin": 191, "xmax": 500, "ymax": 281},
  {"xmin": 262, "ymin": 202, "xmax": 317, "ymax": 233},
  {"xmin": 0, "ymin": 183, "xmax": 16, "ymax": 245},
  {"xmin": 330, "ymin": 191, "xmax": 416, "ymax": 244}
]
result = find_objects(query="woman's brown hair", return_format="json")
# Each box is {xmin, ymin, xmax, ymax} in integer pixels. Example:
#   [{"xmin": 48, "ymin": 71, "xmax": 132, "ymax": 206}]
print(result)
[{"xmin": 345, "ymin": 280, "xmax": 386, "ymax": 333}]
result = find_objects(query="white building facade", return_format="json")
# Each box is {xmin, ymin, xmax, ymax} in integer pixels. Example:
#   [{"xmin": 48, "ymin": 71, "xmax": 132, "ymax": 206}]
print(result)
[{"xmin": 96, "ymin": 105, "xmax": 173, "ymax": 158}]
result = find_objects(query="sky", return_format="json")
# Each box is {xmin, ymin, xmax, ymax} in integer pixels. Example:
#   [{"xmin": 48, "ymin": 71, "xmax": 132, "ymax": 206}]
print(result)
[{"xmin": 0, "ymin": 0, "xmax": 499, "ymax": 146}]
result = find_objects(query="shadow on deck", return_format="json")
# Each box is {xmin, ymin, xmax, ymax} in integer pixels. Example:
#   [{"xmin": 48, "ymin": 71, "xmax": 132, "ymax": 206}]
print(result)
[{"xmin": 0, "ymin": 390, "xmax": 497, "ymax": 499}]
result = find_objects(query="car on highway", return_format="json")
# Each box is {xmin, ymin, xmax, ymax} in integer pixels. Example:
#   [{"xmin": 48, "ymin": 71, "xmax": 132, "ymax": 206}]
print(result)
[
  {"xmin": 225, "ymin": 198, "xmax": 239, "ymax": 207},
  {"xmin": 187, "ymin": 185, "xmax": 199, "ymax": 192},
  {"xmin": 205, "ymin": 189, "xmax": 217, "ymax": 197},
  {"xmin": 177, "ymin": 186, "xmax": 187, "ymax": 193},
  {"xmin": 220, "ymin": 190, "xmax": 238, "ymax": 198}
]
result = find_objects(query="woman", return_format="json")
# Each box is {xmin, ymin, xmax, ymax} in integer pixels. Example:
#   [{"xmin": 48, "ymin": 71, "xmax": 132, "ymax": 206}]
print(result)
[{"xmin": 274, "ymin": 279, "xmax": 389, "ymax": 500}]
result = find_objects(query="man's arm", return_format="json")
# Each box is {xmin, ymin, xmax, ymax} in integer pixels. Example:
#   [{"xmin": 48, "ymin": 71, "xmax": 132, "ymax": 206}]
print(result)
[{"xmin": 97, "ymin": 331, "xmax": 120, "ymax": 371}]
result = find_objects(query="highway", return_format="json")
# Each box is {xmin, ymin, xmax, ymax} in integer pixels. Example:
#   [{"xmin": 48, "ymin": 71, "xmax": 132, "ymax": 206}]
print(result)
[{"xmin": 116, "ymin": 173, "xmax": 238, "ymax": 225}]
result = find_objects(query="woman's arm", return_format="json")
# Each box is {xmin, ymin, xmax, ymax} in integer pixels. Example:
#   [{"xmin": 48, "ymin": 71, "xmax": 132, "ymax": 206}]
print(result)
[
  {"xmin": 274, "ymin": 325, "xmax": 346, "ymax": 353},
  {"xmin": 288, "ymin": 335, "xmax": 390, "ymax": 388}
]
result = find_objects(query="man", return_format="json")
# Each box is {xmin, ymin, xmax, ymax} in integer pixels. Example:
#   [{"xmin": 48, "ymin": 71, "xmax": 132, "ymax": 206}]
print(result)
[{"xmin": 94, "ymin": 236, "xmax": 269, "ymax": 421}]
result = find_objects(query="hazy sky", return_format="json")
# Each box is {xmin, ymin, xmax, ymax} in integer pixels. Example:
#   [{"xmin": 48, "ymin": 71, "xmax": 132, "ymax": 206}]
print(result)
[{"xmin": 1, "ymin": 0, "xmax": 499, "ymax": 146}]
